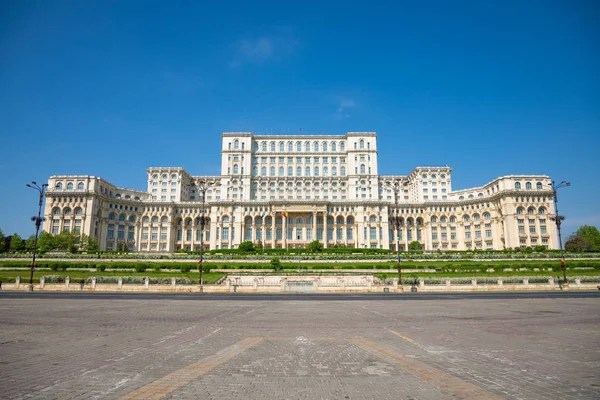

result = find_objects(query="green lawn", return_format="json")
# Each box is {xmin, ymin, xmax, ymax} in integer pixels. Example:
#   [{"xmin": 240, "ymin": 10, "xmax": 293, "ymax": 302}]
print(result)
[{"xmin": 0, "ymin": 270, "xmax": 225, "ymax": 284}]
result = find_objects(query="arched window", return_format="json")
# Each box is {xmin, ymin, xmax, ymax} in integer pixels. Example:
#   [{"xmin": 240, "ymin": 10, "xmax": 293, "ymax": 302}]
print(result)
[
  {"xmin": 296, "ymin": 142, "xmax": 302, "ymax": 152},
  {"xmin": 359, "ymin": 139, "xmax": 365, "ymax": 149},
  {"xmin": 234, "ymin": 140, "xmax": 239, "ymax": 149},
  {"xmin": 463, "ymin": 215, "xmax": 470, "ymax": 222},
  {"xmin": 134, "ymin": 196, "xmax": 140, "ymax": 201},
  {"xmin": 152, "ymin": 174, "xmax": 158, "ymax": 179},
  {"xmin": 369, "ymin": 215, "xmax": 376, "ymax": 223},
  {"xmin": 261, "ymin": 167, "xmax": 266, "ymax": 176},
  {"xmin": 115, "ymin": 193, "xmax": 121, "ymax": 198},
  {"xmin": 296, "ymin": 217, "xmax": 303, "ymax": 224},
  {"xmin": 253, "ymin": 142, "xmax": 259, "ymax": 151},
  {"xmin": 360, "ymin": 164, "xmax": 366, "ymax": 174},
  {"xmin": 56, "ymin": 182, "xmax": 63, "ymax": 189},
  {"xmin": 129, "ymin": 216, "xmax": 136, "ymax": 222},
  {"xmin": 161, "ymin": 217, "xmax": 168, "ymax": 223},
  {"xmin": 450, "ymin": 216, "xmax": 456, "ymax": 223},
  {"xmin": 526, "ymin": 182, "xmax": 532, "ymax": 190},
  {"xmin": 77, "ymin": 182, "xmax": 84, "ymax": 190},
  {"xmin": 53, "ymin": 208, "xmax": 61, "ymax": 215},
  {"xmin": 288, "ymin": 166, "xmax": 293, "ymax": 176},
  {"xmin": 305, "ymin": 142, "xmax": 310, "ymax": 152},
  {"xmin": 538, "ymin": 207, "xmax": 545, "ymax": 214},
  {"xmin": 323, "ymin": 142, "xmax": 328, "ymax": 152},
  {"xmin": 473, "ymin": 214, "xmax": 480, "ymax": 221},
  {"xmin": 346, "ymin": 216, "xmax": 354, "ymax": 224},
  {"xmin": 340, "ymin": 142, "xmax": 345, "ymax": 151},
  {"xmin": 162, "ymin": 174, "xmax": 168, "ymax": 179},
  {"xmin": 323, "ymin": 167, "xmax": 328, "ymax": 176},
  {"xmin": 119, "ymin": 214, "xmax": 126, "ymax": 221},
  {"xmin": 478, "ymin": 193, "xmax": 483, "ymax": 197},
  {"xmin": 468, "ymin": 194, "xmax": 474, "ymax": 199},
  {"xmin": 483, "ymin": 212, "xmax": 490, "ymax": 220},
  {"xmin": 288, "ymin": 142, "xmax": 293, "ymax": 152},
  {"xmin": 262, "ymin": 142, "xmax": 267, "ymax": 151},
  {"xmin": 245, "ymin": 217, "xmax": 252, "ymax": 224},
  {"xmin": 332, "ymin": 142, "xmax": 337, "ymax": 151},
  {"xmin": 314, "ymin": 166, "xmax": 319, "ymax": 176},
  {"xmin": 75, "ymin": 208, "xmax": 82, "ymax": 215},
  {"xmin": 67, "ymin": 182, "xmax": 73, "ymax": 190},
  {"xmin": 64, "ymin": 207, "xmax": 72, "ymax": 215},
  {"xmin": 252, "ymin": 166, "xmax": 258, "ymax": 176},
  {"xmin": 341, "ymin": 166, "xmax": 346, "ymax": 176},
  {"xmin": 222, "ymin": 216, "xmax": 230, "ymax": 223},
  {"xmin": 233, "ymin": 164, "xmax": 239, "ymax": 174},
  {"xmin": 516, "ymin": 207, "xmax": 524, "ymax": 215},
  {"xmin": 279, "ymin": 166, "xmax": 284, "ymax": 176},
  {"xmin": 459, "ymin": 196, "xmax": 464, "ymax": 200},
  {"xmin": 306, "ymin": 167, "xmax": 311, "ymax": 176},
  {"xmin": 270, "ymin": 142, "xmax": 275, "ymax": 152},
  {"xmin": 270, "ymin": 166, "xmax": 275, "ymax": 176},
  {"xmin": 537, "ymin": 182, "xmax": 543, "ymax": 190},
  {"xmin": 125, "ymin": 195, "xmax": 130, "ymax": 199},
  {"xmin": 332, "ymin": 166, "xmax": 337, "ymax": 176},
  {"xmin": 527, "ymin": 207, "xmax": 535, "ymax": 214},
  {"xmin": 279, "ymin": 142, "xmax": 284, "ymax": 152},
  {"xmin": 143, "ymin": 216, "xmax": 149, "ymax": 223},
  {"xmin": 109, "ymin": 213, "xmax": 116, "ymax": 220},
  {"xmin": 431, "ymin": 216, "xmax": 437, "ymax": 223},
  {"xmin": 313, "ymin": 142, "xmax": 319, "ymax": 152},
  {"xmin": 336, "ymin": 216, "xmax": 344, "ymax": 224},
  {"xmin": 440, "ymin": 216, "xmax": 447, "ymax": 223},
  {"xmin": 515, "ymin": 182, "xmax": 521, "ymax": 190},
  {"xmin": 297, "ymin": 166, "xmax": 302, "ymax": 176}
]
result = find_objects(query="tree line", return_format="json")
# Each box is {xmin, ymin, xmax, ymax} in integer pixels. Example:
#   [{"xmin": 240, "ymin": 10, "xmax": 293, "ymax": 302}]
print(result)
[{"xmin": 0, "ymin": 229, "xmax": 99, "ymax": 254}]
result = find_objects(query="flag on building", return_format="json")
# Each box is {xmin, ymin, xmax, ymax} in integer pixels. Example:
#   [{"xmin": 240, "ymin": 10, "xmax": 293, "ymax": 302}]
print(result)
[
  {"xmin": 283, "ymin": 212, "xmax": 288, "ymax": 218},
  {"xmin": 307, "ymin": 212, "xmax": 313, "ymax": 224}
]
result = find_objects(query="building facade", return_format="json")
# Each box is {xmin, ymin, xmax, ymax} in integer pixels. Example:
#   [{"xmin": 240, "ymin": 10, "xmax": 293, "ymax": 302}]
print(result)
[{"xmin": 42, "ymin": 132, "xmax": 558, "ymax": 252}]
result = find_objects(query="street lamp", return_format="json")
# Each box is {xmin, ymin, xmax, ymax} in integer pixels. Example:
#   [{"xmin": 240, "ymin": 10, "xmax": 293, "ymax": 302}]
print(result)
[
  {"xmin": 26, "ymin": 181, "xmax": 48, "ymax": 291},
  {"xmin": 386, "ymin": 180, "xmax": 403, "ymax": 286},
  {"xmin": 196, "ymin": 180, "xmax": 220, "ymax": 291},
  {"xmin": 549, "ymin": 180, "xmax": 570, "ymax": 284}
]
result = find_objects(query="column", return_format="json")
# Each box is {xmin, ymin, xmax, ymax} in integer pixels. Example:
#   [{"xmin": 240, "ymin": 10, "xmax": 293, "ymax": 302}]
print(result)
[
  {"xmin": 323, "ymin": 212, "xmax": 328, "ymax": 248},
  {"xmin": 312, "ymin": 211, "xmax": 317, "ymax": 243},
  {"xmin": 271, "ymin": 213, "xmax": 276, "ymax": 248},
  {"xmin": 282, "ymin": 212, "xmax": 287, "ymax": 249}
]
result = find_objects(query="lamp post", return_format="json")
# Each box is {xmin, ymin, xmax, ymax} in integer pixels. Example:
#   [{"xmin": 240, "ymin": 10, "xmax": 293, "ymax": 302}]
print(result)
[
  {"xmin": 387, "ymin": 180, "xmax": 403, "ymax": 286},
  {"xmin": 549, "ymin": 180, "xmax": 570, "ymax": 284},
  {"xmin": 197, "ymin": 180, "xmax": 220, "ymax": 290},
  {"xmin": 26, "ymin": 182, "xmax": 48, "ymax": 291}
]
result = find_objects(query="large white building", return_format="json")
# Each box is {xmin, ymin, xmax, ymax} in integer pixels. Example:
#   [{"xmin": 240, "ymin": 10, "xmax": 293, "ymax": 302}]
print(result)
[{"xmin": 42, "ymin": 132, "xmax": 558, "ymax": 252}]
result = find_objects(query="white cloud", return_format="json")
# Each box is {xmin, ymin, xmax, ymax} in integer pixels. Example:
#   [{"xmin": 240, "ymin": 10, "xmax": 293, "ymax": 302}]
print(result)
[
  {"xmin": 231, "ymin": 35, "xmax": 298, "ymax": 67},
  {"xmin": 334, "ymin": 97, "xmax": 356, "ymax": 118}
]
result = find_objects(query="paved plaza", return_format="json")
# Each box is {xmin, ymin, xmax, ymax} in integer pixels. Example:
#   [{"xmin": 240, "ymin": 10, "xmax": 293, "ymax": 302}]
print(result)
[{"xmin": 0, "ymin": 294, "xmax": 599, "ymax": 399}]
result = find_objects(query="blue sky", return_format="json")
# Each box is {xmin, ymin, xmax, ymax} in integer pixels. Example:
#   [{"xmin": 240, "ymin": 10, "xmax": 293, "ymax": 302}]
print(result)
[{"xmin": 1, "ymin": 0, "xmax": 599, "ymax": 238}]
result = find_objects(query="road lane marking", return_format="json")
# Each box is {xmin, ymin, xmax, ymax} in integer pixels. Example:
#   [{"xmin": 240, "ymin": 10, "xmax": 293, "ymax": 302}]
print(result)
[
  {"xmin": 349, "ymin": 337, "xmax": 503, "ymax": 400},
  {"xmin": 120, "ymin": 337, "xmax": 262, "ymax": 400},
  {"xmin": 389, "ymin": 329, "xmax": 420, "ymax": 345}
]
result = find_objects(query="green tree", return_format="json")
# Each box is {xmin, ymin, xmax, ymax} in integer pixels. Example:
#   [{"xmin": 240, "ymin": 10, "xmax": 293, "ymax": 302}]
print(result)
[
  {"xmin": 79, "ymin": 234, "xmax": 99, "ymax": 253},
  {"xmin": 565, "ymin": 225, "xmax": 600, "ymax": 252},
  {"xmin": 409, "ymin": 241, "xmax": 421, "ymax": 251},
  {"xmin": 238, "ymin": 241, "xmax": 255, "ymax": 252},
  {"xmin": 25, "ymin": 235, "xmax": 37, "ymax": 252},
  {"xmin": 54, "ymin": 230, "xmax": 79, "ymax": 251},
  {"xmin": 38, "ymin": 231, "xmax": 56, "ymax": 252},
  {"xmin": 0, "ymin": 229, "xmax": 5, "ymax": 252},
  {"xmin": 308, "ymin": 240, "xmax": 323, "ymax": 253},
  {"xmin": 9, "ymin": 233, "xmax": 25, "ymax": 252}
]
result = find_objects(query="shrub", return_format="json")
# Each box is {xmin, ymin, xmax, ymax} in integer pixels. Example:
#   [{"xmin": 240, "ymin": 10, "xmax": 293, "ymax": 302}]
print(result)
[
  {"xmin": 153, "ymin": 264, "xmax": 161, "ymax": 272},
  {"xmin": 238, "ymin": 241, "xmax": 255, "ymax": 252},
  {"xmin": 96, "ymin": 264, "xmax": 106, "ymax": 272},
  {"xmin": 271, "ymin": 257, "xmax": 282, "ymax": 272},
  {"xmin": 134, "ymin": 264, "xmax": 147, "ymax": 273},
  {"xmin": 180, "ymin": 264, "xmax": 191, "ymax": 273}
]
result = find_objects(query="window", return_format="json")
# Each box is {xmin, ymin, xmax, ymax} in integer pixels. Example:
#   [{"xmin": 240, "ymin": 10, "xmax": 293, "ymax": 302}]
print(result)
[
  {"xmin": 323, "ymin": 142, "xmax": 328, "ymax": 152},
  {"xmin": 526, "ymin": 182, "xmax": 532, "ymax": 190},
  {"xmin": 359, "ymin": 139, "xmax": 365, "ymax": 149},
  {"xmin": 270, "ymin": 166, "xmax": 275, "ymax": 176},
  {"xmin": 306, "ymin": 167, "xmax": 311, "ymax": 176},
  {"xmin": 77, "ymin": 182, "xmax": 84, "ymax": 190},
  {"xmin": 314, "ymin": 166, "xmax": 319, "ymax": 176},
  {"xmin": 516, "ymin": 207, "xmax": 524, "ymax": 215},
  {"xmin": 360, "ymin": 164, "xmax": 366, "ymax": 174},
  {"xmin": 536, "ymin": 182, "xmax": 543, "ymax": 190},
  {"xmin": 279, "ymin": 142, "xmax": 284, "ymax": 152},
  {"xmin": 515, "ymin": 182, "xmax": 521, "ymax": 190},
  {"xmin": 538, "ymin": 207, "xmax": 545, "ymax": 215},
  {"xmin": 527, "ymin": 207, "xmax": 535, "ymax": 214},
  {"xmin": 270, "ymin": 142, "xmax": 275, "ymax": 152},
  {"xmin": 233, "ymin": 164, "xmax": 239, "ymax": 174}
]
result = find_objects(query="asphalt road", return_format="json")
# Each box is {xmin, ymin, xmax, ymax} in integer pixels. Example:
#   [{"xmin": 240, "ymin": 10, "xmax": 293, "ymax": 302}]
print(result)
[{"xmin": 1, "ymin": 290, "xmax": 599, "ymax": 301}]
